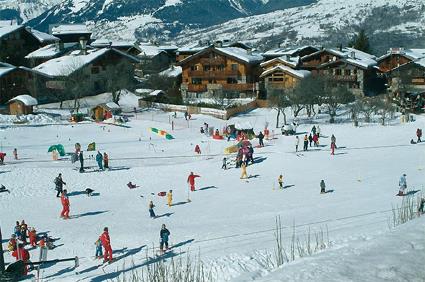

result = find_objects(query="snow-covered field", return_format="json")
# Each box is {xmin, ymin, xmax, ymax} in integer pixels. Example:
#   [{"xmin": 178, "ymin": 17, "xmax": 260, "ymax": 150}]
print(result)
[{"xmin": 0, "ymin": 107, "xmax": 424, "ymax": 281}]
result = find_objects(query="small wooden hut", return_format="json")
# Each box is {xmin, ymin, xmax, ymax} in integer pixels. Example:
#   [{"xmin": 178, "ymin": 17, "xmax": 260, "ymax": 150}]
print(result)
[
  {"xmin": 7, "ymin": 95, "xmax": 38, "ymax": 115},
  {"xmin": 92, "ymin": 102, "xmax": 121, "ymax": 121}
]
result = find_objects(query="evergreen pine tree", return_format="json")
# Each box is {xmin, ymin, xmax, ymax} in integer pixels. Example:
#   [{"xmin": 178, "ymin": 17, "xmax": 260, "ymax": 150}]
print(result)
[{"xmin": 348, "ymin": 29, "xmax": 371, "ymax": 53}]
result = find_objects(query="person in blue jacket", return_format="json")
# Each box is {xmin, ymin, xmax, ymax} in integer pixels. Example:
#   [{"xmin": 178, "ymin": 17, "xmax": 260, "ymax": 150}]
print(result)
[
  {"xmin": 96, "ymin": 151, "xmax": 103, "ymax": 170},
  {"xmin": 160, "ymin": 224, "xmax": 171, "ymax": 253}
]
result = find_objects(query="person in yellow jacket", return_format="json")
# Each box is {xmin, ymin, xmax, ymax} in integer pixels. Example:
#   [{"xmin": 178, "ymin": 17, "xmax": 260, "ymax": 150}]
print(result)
[
  {"xmin": 240, "ymin": 163, "xmax": 248, "ymax": 179},
  {"xmin": 278, "ymin": 175, "xmax": 283, "ymax": 189},
  {"xmin": 167, "ymin": 190, "xmax": 173, "ymax": 207}
]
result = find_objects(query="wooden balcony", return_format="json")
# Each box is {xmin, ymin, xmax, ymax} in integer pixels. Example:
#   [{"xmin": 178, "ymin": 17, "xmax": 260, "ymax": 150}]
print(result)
[
  {"xmin": 332, "ymin": 75, "xmax": 358, "ymax": 82},
  {"xmin": 188, "ymin": 70, "xmax": 240, "ymax": 78},
  {"xmin": 223, "ymin": 83, "xmax": 255, "ymax": 92},
  {"xmin": 199, "ymin": 57, "xmax": 225, "ymax": 65},
  {"xmin": 187, "ymin": 84, "xmax": 207, "ymax": 92}
]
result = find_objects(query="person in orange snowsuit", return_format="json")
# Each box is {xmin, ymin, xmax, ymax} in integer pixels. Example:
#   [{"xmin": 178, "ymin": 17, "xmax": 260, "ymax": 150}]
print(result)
[
  {"xmin": 100, "ymin": 227, "xmax": 113, "ymax": 263},
  {"xmin": 29, "ymin": 228, "xmax": 37, "ymax": 247},
  {"xmin": 60, "ymin": 189, "xmax": 70, "ymax": 219},
  {"xmin": 12, "ymin": 244, "xmax": 30, "ymax": 275},
  {"xmin": 187, "ymin": 172, "xmax": 200, "ymax": 191}
]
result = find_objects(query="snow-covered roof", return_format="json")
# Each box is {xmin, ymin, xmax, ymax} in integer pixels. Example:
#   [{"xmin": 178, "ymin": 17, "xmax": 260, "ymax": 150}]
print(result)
[
  {"xmin": 104, "ymin": 102, "xmax": 120, "ymax": 110},
  {"xmin": 235, "ymin": 121, "xmax": 253, "ymax": 130},
  {"xmin": 0, "ymin": 25, "xmax": 22, "ymax": 39},
  {"xmin": 33, "ymin": 48, "xmax": 138, "ymax": 77},
  {"xmin": 415, "ymin": 58, "xmax": 425, "ymax": 68},
  {"xmin": 260, "ymin": 65, "xmax": 311, "ymax": 79},
  {"xmin": 260, "ymin": 56, "xmax": 300, "ymax": 68},
  {"xmin": 159, "ymin": 66, "xmax": 182, "ymax": 77},
  {"xmin": 91, "ymin": 39, "xmax": 137, "ymax": 48},
  {"xmin": 29, "ymin": 29, "xmax": 59, "ymax": 43},
  {"xmin": 303, "ymin": 47, "xmax": 377, "ymax": 69},
  {"xmin": 378, "ymin": 48, "xmax": 425, "ymax": 62},
  {"xmin": 8, "ymin": 95, "xmax": 38, "ymax": 106},
  {"xmin": 138, "ymin": 44, "xmax": 166, "ymax": 57},
  {"xmin": 51, "ymin": 24, "xmax": 90, "ymax": 35},
  {"xmin": 263, "ymin": 46, "xmax": 318, "ymax": 58},
  {"xmin": 216, "ymin": 47, "xmax": 263, "ymax": 64},
  {"xmin": 0, "ymin": 65, "xmax": 15, "ymax": 77},
  {"xmin": 149, "ymin": 90, "xmax": 165, "ymax": 96},
  {"xmin": 177, "ymin": 42, "xmax": 206, "ymax": 53},
  {"xmin": 25, "ymin": 43, "xmax": 78, "ymax": 59}
]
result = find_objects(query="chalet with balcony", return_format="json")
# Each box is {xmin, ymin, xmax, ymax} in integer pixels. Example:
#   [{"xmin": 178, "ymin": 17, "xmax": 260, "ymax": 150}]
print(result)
[
  {"xmin": 177, "ymin": 46, "xmax": 263, "ymax": 100},
  {"xmin": 300, "ymin": 47, "xmax": 385, "ymax": 96},
  {"xmin": 30, "ymin": 48, "xmax": 139, "ymax": 103},
  {"xmin": 0, "ymin": 25, "xmax": 58, "ymax": 66},
  {"xmin": 377, "ymin": 48, "xmax": 425, "ymax": 73}
]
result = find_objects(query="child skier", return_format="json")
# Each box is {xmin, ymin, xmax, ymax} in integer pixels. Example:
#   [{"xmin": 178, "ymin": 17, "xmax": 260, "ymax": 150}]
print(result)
[
  {"xmin": 96, "ymin": 151, "xmax": 103, "ymax": 170},
  {"xmin": 13, "ymin": 148, "xmax": 17, "ymax": 160},
  {"xmin": 103, "ymin": 152, "xmax": 109, "ymax": 169},
  {"xmin": 194, "ymin": 145, "xmax": 201, "ymax": 154},
  {"xmin": 159, "ymin": 224, "xmax": 171, "ymax": 254},
  {"xmin": 222, "ymin": 157, "xmax": 227, "ymax": 170},
  {"xmin": 240, "ymin": 163, "xmax": 248, "ymax": 179},
  {"xmin": 149, "ymin": 200, "xmax": 156, "ymax": 218},
  {"xmin": 167, "ymin": 190, "xmax": 173, "ymax": 207},
  {"xmin": 295, "ymin": 136, "xmax": 299, "ymax": 152},
  {"xmin": 7, "ymin": 234, "xmax": 17, "ymax": 252},
  {"xmin": 29, "ymin": 228, "xmax": 37, "ymax": 247},
  {"xmin": 95, "ymin": 237, "xmax": 103, "ymax": 259},
  {"xmin": 278, "ymin": 175, "xmax": 283, "ymax": 189},
  {"xmin": 398, "ymin": 174, "xmax": 407, "ymax": 196},
  {"xmin": 100, "ymin": 227, "xmax": 113, "ymax": 263},
  {"xmin": 303, "ymin": 135, "xmax": 308, "ymax": 151},
  {"xmin": 187, "ymin": 172, "xmax": 200, "ymax": 191},
  {"xmin": 320, "ymin": 180, "xmax": 326, "ymax": 194},
  {"xmin": 330, "ymin": 141, "xmax": 336, "ymax": 155},
  {"xmin": 60, "ymin": 189, "xmax": 70, "ymax": 219}
]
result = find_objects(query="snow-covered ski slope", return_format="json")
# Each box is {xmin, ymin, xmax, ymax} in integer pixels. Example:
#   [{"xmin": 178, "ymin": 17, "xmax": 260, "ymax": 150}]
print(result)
[{"xmin": 0, "ymin": 107, "xmax": 424, "ymax": 281}]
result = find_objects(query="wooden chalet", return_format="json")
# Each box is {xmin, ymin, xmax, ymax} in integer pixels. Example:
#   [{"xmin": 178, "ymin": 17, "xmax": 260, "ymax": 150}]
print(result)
[
  {"xmin": 51, "ymin": 24, "xmax": 92, "ymax": 43},
  {"xmin": 92, "ymin": 102, "xmax": 121, "ymax": 121},
  {"xmin": 0, "ymin": 25, "xmax": 58, "ymax": 66},
  {"xmin": 137, "ymin": 43, "xmax": 173, "ymax": 74},
  {"xmin": 262, "ymin": 46, "xmax": 318, "ymax": 60},
  {"xmin": 260, "ymin": 65, "xmax": 310, "ymax": 92},
  {"xmin": 377, "ymin": 48, "xmax": 425, "ymax": 73},
  {"xmin": 0, "ymin": 63, "xmax": 33, "ymax": 104},
  {"xmin": 91, "ymin": 39, "xmax": 141, "ymax": 56},
  {"xmin": 177, "ymin": 46, "xmax": 263, "ymax": 99},
  {"xmin": 7, "ymin": 94, "xmax": 38, "ymax": 115},
  {"xmin": 31, "ymin": 48, "xmax": 140, "ymax": 103},
  {"xmin": 25, "ymin": 42, "xmax": 80, "ymax": 67}
]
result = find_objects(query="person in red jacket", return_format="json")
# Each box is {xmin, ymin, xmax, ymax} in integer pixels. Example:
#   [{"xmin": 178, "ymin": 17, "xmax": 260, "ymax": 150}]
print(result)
[
  {"xmin": 330, "ymin": 141, "xmax": 336, "ymax": 155},
  {"xmin": 60, "ymin": 189, "xmax": 70, "ymax": 219},
  {"xmin": 100, "ymin": 227, "xmax": 113, "ymax": 263},
  {"xmin": 187, "ymin": 172, "xmax": 200, "ymax": 191},
  {"xmin": 194, "ymin": 145, "xmax": 201, "ymax": 154},
  {"xmin": 29, "ymin": 228, "xmax": 37, "ymax": 247},
  {"xmin": 12, "ymin": 244, "xmax": 30, "ymax": 275}
]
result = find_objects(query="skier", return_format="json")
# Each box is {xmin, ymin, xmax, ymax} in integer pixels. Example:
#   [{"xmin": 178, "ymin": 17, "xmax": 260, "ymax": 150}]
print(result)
[
  {"xmin": 240, "ymin": 162, "xmax": 248, "ymax": 179},
  {"xmin": 222, "ymin": 157, "xmax": 227, "ymax": 170},
  {"xmin": 167, "ymin": 190, "xmax": 173, "ymax": 207},
  {"xmin": 311, "ymin": 125, "xmax": 316, "ymax": 135},
  {"xmin": 96, "ymin": 151, "xmax": 103, "ymax": 170},
  {"xmin": 159, "ymin": 224, "xmax": 171, "ymax": 254},
  {"xmin": 54, "ymin": 173, "xmax": 66, "ymax": 197},
  {"xmin": 317, "ymin": 126, "xmax": 321, "ymax": 138},
  {"xmin": 308, "ymin": 134, "xmax": 313, "ymax": 147},
  {"xmin": 12, "ymin": 244, "xmax": 30, "ymax": 274},
  {"xmin": 257, "ymin": 131, "xmax": 265, "ymax": 147},
  {"xmin": 398, "ymin": 174, "xmax": 407, "ymax": 196},
  {"xmin": 278, "ymin": 175, "xmax": 283, "ymax": 189},
  {"xmin": 19, "ymin": 220, "xmax": 28, "ymax": 243},
  {"xmin": 13, "ymin": 148, "xmax": 18, "ymax": 160},
  {"xmin": 303, "ymin": 134, "xmax": 308, "ymax": 151},
  {"xmin": 184, "ymin": 111, "xmax": 188, "ymax": 120},
  {"xmin": 79, "ymin": 151, "xmax": 84, "ymax": 173},
  {"xmin": 187, "ymin": 172, "xmax": 200, "ymax": 191},
  {"xmin": 194, "ymin": 144, "xmax": 201, "ymax": 154},
  {"xmin": 60, "ymin": 189, "xmax": 70, "ymax": 219},
  {"xmin": 295, "ymin": 136, "xmax": 300, "ymax": 152},
  {"xmin": 331, "ymin": 134, "xmax": 336, "ymax": 146},
  {"xmin": 29, "ymin": 228, "xmax": 37, "ymax": 247},
  {"xmin": 313, "ymin": 134, "xmax": 319, "ymax": 147},
  {"xmin": 149, "ymin": 200, "xmax": 156, "ymax": 218},
  {"xmin": 0, "ymin": 152, "xmax": 5, "ymax": 165},
  {"xmin": 418, "ymin": 197, "xmax": 425, "ymax": 214},
  {"xmin": 95, "ymin": 237, "xmax": 103, "ymax": 259},
  {"xmin": 416, "ymin": 128, "xmax": 422, "ymax": 143},
  {"xmin": 200, "ymin": 127, "xmax": 205, "ymax": 134},
  {"xmin": 320, "ymin": 180, "xmax": 326, "ymax": 194},
  {"xmin": 330, "ymin": 141, "xmax": 336, "ymax": 155},
  {"xmin": 14, "ymin": 221, "xmax": 21, "ymax": 238},
  {"xmin": 103, "ymin": 152, "xmax": 109, "ymax": 169},
  {"xmin": 7, "ymin": 234, "xmax": 17, "ymax": 252},
  {"xmin": 100, "ymin": 227, "xmax": 113, "ymax": 263}
]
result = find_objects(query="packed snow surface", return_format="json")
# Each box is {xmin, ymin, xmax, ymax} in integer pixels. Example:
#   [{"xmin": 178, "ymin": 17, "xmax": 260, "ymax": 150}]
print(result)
[{"xmin": 0, "ymin": 107, "xmax": 424, "ymax": 281}]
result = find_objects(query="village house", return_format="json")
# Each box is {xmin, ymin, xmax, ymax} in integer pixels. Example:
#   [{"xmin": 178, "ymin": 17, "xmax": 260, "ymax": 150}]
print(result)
[
  {"xmin": 25, "ymin": 42, "xmax": 81, "ymax": 67},
  {"xmin": 50, "ymin": 24, "xmax": 92, "ymax": 44},
  {"xmin": 30, "ymin": 48, "xmax": 140, "ymax": 103},
  {"xmin": 377, "ymin": 48, "xmax": 425, "ymax": 73},
  {"xmin": 262, "ymin": 45, "xmax": 318, "ymax": 60},
  {"xmin": 0, "ymin": 24, "xmax": 59, "ymax": 66},
  {"xmin": 90, "ymin": 39, "xmax": 141, "ymax": 56},
  {"xmin": 177, "ymin": 46, "xmax": 263, "ymax": 100},
  {"xmin": 137, "ymin": 43, "xmax": 174, "ymax": 75},
  {"xmin": 0, "ymin": 62, "xmax": 37, "ymax": 104},
  {"xmin": 300, "ymin": 47, "xmax": 385, "ymax": 96}
]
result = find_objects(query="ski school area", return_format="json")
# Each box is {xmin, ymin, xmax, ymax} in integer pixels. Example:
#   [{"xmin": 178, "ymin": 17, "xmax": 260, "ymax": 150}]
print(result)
[{"xmin": 0, "ymin": 106, "xmax": 425, "ymax": 281}]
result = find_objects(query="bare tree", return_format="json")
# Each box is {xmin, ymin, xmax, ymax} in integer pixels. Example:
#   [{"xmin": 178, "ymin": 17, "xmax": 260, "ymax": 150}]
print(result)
[
  {"xmin": 103, "ymin": 61, "xmax": 136, "ymax": 104},
  {"xmin": 373, "ymin": 95, "xmax": 396, "ymax": 125},
  {"xmin": 322, "ymin": 83, "xmax": 355, "ymax": 123},
  {"xmin": 268, "ymin": 88, "xmax": 291, "ymax": 128}
]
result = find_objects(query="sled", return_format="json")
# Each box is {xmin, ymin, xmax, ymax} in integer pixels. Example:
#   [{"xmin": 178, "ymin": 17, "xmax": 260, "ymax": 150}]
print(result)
[{"xmin": 157, "ymin": 191, "xmax": 166, "ymax": 197}]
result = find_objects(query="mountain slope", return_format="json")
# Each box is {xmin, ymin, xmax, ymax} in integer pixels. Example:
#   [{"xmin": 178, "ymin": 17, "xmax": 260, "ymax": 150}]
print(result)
[
  {"xmin": 0, "ymin": 0, "xmax": 61, "ymax": 23},
  {"xmin": 174, "ymin": 0, "xmax": 425, "ymax": 55},
  {"xmin": 26, "ymin": 0, "xmax": 314, "ymax": 39}
]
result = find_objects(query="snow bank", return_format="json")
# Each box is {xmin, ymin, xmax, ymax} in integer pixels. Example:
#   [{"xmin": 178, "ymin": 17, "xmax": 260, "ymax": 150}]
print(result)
[{"xmin": 0, "ymin": 113, "xmax": 59, "ymax": 125}]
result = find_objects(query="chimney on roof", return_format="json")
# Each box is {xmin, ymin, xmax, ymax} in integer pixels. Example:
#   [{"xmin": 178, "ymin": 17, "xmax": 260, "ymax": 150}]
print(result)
[
  {"xmin": 338, "ymin": 43, "xmax": 342, "ymax": 51},
  {"xmin": 350, "ymin": 51, "xmax": 356, "ymax": 59},
  {"xmin": 214, "ymin": 40, "xmax": 223, "ymax": 48},
  {"xmin": 55, "ymin": 41, "xmax": 64, "ymax": 52},
  {"xmin": 79, "ymin": 37, "xmax": 88, "ymax": 55},
  {"xmin": 285, "ymin": 55, "xmax": 290, "ymax": 61}
]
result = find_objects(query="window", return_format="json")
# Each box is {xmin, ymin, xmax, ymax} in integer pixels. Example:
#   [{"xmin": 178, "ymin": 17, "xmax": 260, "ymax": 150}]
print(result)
[
  {"xmin": 335, "ymin": 69, "xmax": 342, "ymax": 75},
  {"xmin": 192, "ymin": 78, "xmax": 202, "ymax": 84},
  {"xmin": 208, "ymin": 79, "xmax": 217, "ymax": 83},
  {"xmin": 231, "ymin": 64, "xmax": 238, "ymax": 71},
  {"xmin": 227, "ymin": 77, "xmax": 238, "ymax": 84},
  {"xmin": 204, "ymin": 65, "xmax": 211, "ymax": 71},
  {"xmin": 218, "ymin": 64, "xmax": 225, "ymax": 71},
  {"xmin": 190, "ymin": 65, "xmax": 199, "ymax": 71},
  {"xmin": 353, "ymin": 69, "xmax": 357, "ymax": 75},
  {"xmin": 344, "ymin": 69, "xmax": 351, "ymax": 76},
  {"xmin": 273, "ymin": 77, "xmax": 284, "ymax": 81}
]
